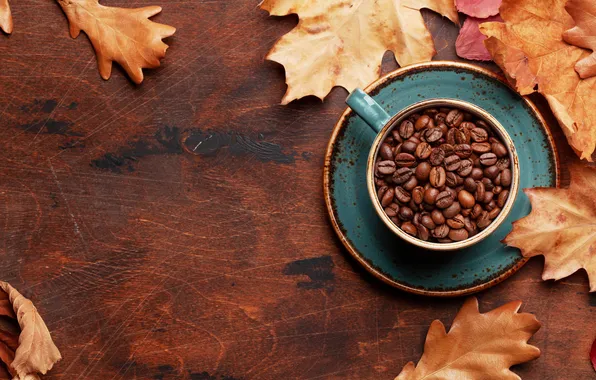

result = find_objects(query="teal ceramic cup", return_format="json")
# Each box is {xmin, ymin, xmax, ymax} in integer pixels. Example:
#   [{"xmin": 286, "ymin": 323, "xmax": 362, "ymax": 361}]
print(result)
[{"xmin": 346, "ymin": 89, "xmax": 520, "ymax": 251}]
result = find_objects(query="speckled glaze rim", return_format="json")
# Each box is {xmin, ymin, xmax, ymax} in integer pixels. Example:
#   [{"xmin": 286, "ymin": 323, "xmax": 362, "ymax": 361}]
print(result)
[
  {"xmin": 367, "ymin": 99, "xmax": 520, "ymax": 251},
  {"xmin": 323, "ymin": 61, "xmax": 561, "ymax": 297}
]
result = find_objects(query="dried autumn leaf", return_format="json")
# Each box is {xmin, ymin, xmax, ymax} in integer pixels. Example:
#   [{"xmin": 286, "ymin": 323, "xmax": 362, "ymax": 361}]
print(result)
[
  {"xmin": 480, "ymin": 0, "xmax": 596, "ymax": 161},
  {"xmin": 395, "ymin": 297, "xmax": 541, "ymax": 380},
  {"xmin": 563, "ymin": 0, "xmax": 596, "ymax": 79},
  {"xmin": 261, "ymin": 0, "xmax": 459, "ymax": 104},
  {"xmin": 456, "ymin": 15, "xmax": 502, "ymax": 61},
  {"xmin": 455, "ymin": 0, "xmax": 501, "ymax": 18},
  {"xmin": 0, "ymin": 282, "xmax": 61, "ymax": 379},
  {"xmin": 503, "ymin": 164, "xmax": 596, "ymax": 291},
  {"xmin": 0, "ymin": 0, "xmax": 12, "ymax": 34},
  {"xmin": 56, "ymin": 0, "xmax": 176, "ymax": 84}
]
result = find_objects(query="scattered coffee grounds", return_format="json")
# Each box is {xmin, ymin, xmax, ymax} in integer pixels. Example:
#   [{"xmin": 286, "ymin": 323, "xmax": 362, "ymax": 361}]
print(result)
[{"xmin": 374, "ymin": 106, "xmax": 513, "ymax": 243}]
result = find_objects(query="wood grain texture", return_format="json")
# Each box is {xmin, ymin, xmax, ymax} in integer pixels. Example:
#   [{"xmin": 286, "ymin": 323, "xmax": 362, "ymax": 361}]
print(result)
[{"xmin": 0, "ymin": 3, "xmax": 591, "ymax": 379}]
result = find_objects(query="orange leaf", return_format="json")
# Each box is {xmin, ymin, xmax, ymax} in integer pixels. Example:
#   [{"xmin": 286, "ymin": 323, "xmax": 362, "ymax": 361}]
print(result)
[
  {"xmin": 480, "ymin": 0, "xmax": 596, "ymax": 161},
  {"xmin": 56, "ymin": 0, "xmax": 176, "ymax": 84},
  {"xmin": 395, "ymin": 297, "xmax": 541, "ymax": 380},
  {"xmin": 261, "ymin": 0, "xmax": 459, "ymax": 104},
  {"xmin": 0, "ymin": 0, "xmax": 11, "ymax": 34},
  {"xmin": 563, "ymin": 0, "xmax": 596, "ymax": 79},
  {"xmin": 503, "ymin": 164, "xmax": 596, "ymax": 291}
]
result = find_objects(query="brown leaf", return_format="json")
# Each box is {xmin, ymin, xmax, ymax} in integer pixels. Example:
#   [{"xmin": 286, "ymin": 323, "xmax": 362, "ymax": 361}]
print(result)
[
  {"xmin": 480, "ymin": 0, "xmax": 596, "ymax": 161},
  {"xmin": 0, "ymin": 0, "xmax": 12, "ymax": 34},
  {"xmin": 395, "ymin": 297, "xmax": 541, "ymax": 380},
  {"xmin": 0, "ymin": 282, "xmax": 61, "ymax": 379},
  {"xmin": 503, "ymin": 164, "xmax": 596, "ymax": 291},
  {"xmin": 563, "ymin": 0, "xmax": 596, "ymax": 79},
  {"xmin": 261, "ymin": 0, "xmax": 459, "ymax": 104},
  {"xmin": 56, "ymin": 0, "xmax": 176, "ymax": 84}
]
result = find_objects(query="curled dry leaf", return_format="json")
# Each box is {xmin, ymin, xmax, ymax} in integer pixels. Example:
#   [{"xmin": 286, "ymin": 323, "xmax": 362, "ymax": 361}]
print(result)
[
  {"xmin": 456, "ymin": 15, "xmax": 502, "ymax": 61},
  {"xmin": 563, "ymin": 0, "xmax": 596, "ymax": 79},
  {"xmin": 0, "ymin": 0, "xmax": 12, "ymax": 34},
  {"xmin": 395, "ymin": 297, "xmax": 541, "ymax": 380},
  {"xmin": 56, "ymin": 0, "xmax": 176, "ymax": 84},
  {"xmin": 455, "ymin": 0, "xmax": 501, "ymax": 18},
  {"xmin": 503, "ymin": 164, "xmax": 596, "ymax": 290},
  {"xmin": 0, "ymin": 282, "xmax": 61, "ymax": 379},
  {"xmin": 480, "ymin": 0, "xmax": 596, "ymax": 161},
  {"xmin": 261, "ymin": 0, "xmax": 459, "ymax": 104}
]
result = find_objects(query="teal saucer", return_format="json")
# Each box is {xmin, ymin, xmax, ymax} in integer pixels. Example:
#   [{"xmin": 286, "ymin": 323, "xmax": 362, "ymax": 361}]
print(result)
[{"xmin": 324, "ymin": 62, "xmax": 559, "ymax": 297}]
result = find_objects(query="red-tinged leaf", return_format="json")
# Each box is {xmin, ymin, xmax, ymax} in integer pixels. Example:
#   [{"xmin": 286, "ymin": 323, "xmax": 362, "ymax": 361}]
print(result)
[
  {"xmin": 456, "ymin": 0, "xmax": 501, "ymax": 18},
  {"xmin": 591, "ymin": 337, "xmax": 596, "ymax": 372},
  {"xmin": 456, "ymin": 15, "xmax": 503, "ymax": 61}
]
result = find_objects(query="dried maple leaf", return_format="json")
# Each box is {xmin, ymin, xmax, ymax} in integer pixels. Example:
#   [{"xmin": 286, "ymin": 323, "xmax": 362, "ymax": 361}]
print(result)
[
  {"xmin": 0, "ymin": 282, "xmax": 61, "ymax": 379},
  {"xmin": 261, "ymin": 0, "xmax": 459, "ymax": 104},
  {"xmin": 503, "ymin": 164, "xmax": 596, "ymax": 291},
  {"xmin": 56, "ymin": 0, "xmax": 176, "ymax": 84},
  {"xmin": 563, "ymin": 0, "xmax": 596, "ymax": 79},
  {"xmin": 480, "ymin": 0, "xmax": 596, "ymax": 161},
  {"xmin": 0, "ymin": 0, "xmax": 12, "ymax": 34},
  {"xmin": 456, "ymin": 0, "xmax": 501, "ymax": 18},
  {"xmin": 456, "ymin": 15, "xmax": 502, "ymax": 61},
  {"xmin": 395, "ymin": 297, "xmax": 541, "ymax": 380}
]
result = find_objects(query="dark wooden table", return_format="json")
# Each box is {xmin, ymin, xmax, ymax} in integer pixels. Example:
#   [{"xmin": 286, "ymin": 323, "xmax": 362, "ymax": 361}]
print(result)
[{"xmin": 0, "ymin": 2, "xmax": 593, "ymax": 379}]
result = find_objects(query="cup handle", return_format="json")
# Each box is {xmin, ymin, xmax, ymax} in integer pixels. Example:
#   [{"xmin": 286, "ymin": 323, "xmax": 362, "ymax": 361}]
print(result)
[{"xmin": 346, "ymin": 88, "xmax": 391, "ymax": 134}]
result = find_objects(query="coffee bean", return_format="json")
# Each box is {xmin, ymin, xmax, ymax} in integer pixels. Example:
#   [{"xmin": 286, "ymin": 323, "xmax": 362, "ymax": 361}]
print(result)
[
  {"xmin": 408, "ymin": 113, "xmax": 421, "ymax": 123},
  {"xmin": 449, "ymin": 228, "xmax": 469, "ymax": 241},
  {"xmin": 471, "ymin": 142, "xmax": 491, "ymax": 154},
  {"xmin": 445, "ymin": 172, "xmax": 459, "ymax": 187},
  {"xmin": 424, "ymin": 187, "xmax": 440, "ymax": 205},
  {"xmin": 485, "ymin": 200, "xmax": 497, "ymax": 211},
  {"xmin": 378, "ymin": 160, "xmax": 396, "ymax": 175},
  {"xmin": 401, "ymin": 140, "xmax": 417, "ymax": 154},
  {"xmin": 446, "ymin": 128, "xmax": 456, "ymax": 145},
  {"xmin": 393, "ymin": 143, "xmax": 403, "ymax": 156},
  {"xmin": 379, "ymin": 143, "xmax": 394, "ymax": 160},
  {"xmin": 433, "ymin": 224, "xmax": 450, "ymax": 238},
  {"xmin": 394, "ymin": 186, "xmax": 411, "ymax": 203},
  {"xmin": 475, "ymin": 181, "xmax": 485, "ymax": 202},
  {"xmin": 441, "ymin": 143, "xmax": 455, "ymax": 156},
  {"xmin": 494, "ymin": 173, "xmax": 502, "ymax": 185},
  {"xmin": 403, "ymin": 176, "xmax": 418, "ymax": 191},
  {"xmin": 460, "ymin": 121, "xmax": 476, "ymax": 131},
  {"xmin": 401, "ymin": 222, "xmax": 417, "ymax": 236},
  {"xmin": 399, "ymin": 120, "xmax": 415, "ymax": 139},
  {"xmin": 496, "ymin": 157, "xmax": 510, "ymax": 171},
  {"xmin": 497, "ymin": 190, "xmax": 509, "ymax": 208},
  {"xmin": 429, "ymin": 148, "xmax": 445, "ymax": 166},
  {"xmin": 501, "ymin": 169, "xmax": 512, "ymax": 187},
  {"xmin": 483, "ymin": 191, "xmax": 494, "ymax": 204},
  {"xmin": 431, "ymin": 209, "xmax": 446, "ymax": 225},
  {"xmin": 375, "ymin": 177, "xmax": 388, "ymax": 187},
  {"xmin": 399, "ymin": 206, "xmax": 414, "ymax": 221},
  {"xmin": 442, "ymin": 155, "xmax": 459, "ymax": 171},
  {"xmin": 412, "ymin": 186, "xmax": 425, "ymax": 204},
  {"xmin": 458, "ymin": 190, "xmax": 476, "ymax": 209},
  {"xmin": 424, "ymin": 127, "xmax": 443, "ymax": 143},
  {"xmin": 438, "ymin": 123, "xmax": 449, "ymax": 136},
  {"xmin": 384, "ymin": 203, "xmax": 399, "ymax": 217},
  {"xmin": 430, "ymin": 166, "xmax": 446, "ymax": 187},
  {"xmin": 476, "ymin": 120, "xmax": 490, "ymax": 130},
  {"xmin": 470, "ymin": 167, "xmax": 483, "ymax": 180},
  {"xmin": 381, "ymin": 187, "xmax": 395, "ymax": 207},
  {"xmin": 464, "ymin": 217, "xmax": 477, "ymax": 234},
  {"xmin": 457, "ymin": 159, "xmax": 473, "ymax": 177},
  {"xmin": 435, "ymin": 113, "xmax": 447, "ymax": 124},
  {"xmin": 417, "ymin": 224, "xmax": 430, "ymax": 241},
  {"xmin": 436, "ymin": 191, "xmax": 455, "ymax": 209},
  {"xmin": 442, "ymin": 202, "xmax": 461, "ymax": 219},
  {"xmin": 412, "ymin": 212, "xmax": 421, "ymax": 225},
  {"xmin": 455, "ymin": 128, "xmax": 470, "ymax": 144},
  {"xmin": 476, "ymin": 211, "xmax": 491, "ymax": 229},
  {"xmin": 415, "ymin": 142, "xmax": 432, "ymax": 159},
  {"xmin": 409, "ymin": 199, "xmax": 419, "ymax": 212},
  {"xmin": 395, "ymin": 153, "xmax": 417, "ymax": 167},
  {"xmin": 488, "ymin": 207, "xmax": 501, "ymax": 220},
  {"xmin": 481, "ymin": 177, "xmax": 494, "ymax": 191},
  {"xmin": 464, "ymin": 177, "xmax": 477, "ymax": 193},
  {"xmin": 415, "ymin": 162, "xmax": 431, "ymax": 181},
  {"xmin": 484, "ymin": 165, "xmax": 500, "ymax": 179},
  {"xmin": 493, "ymin": 186, "xmax": 503, "ymax": 195},
  {"xmin": 393, "ymin": 167, "xmax": 413, "ymax": 184},
  {"xmin": 447, "ymin": 214, "xmax": 465, "ymax": 229},
  {"xmin": 471, "ymin": 204, "xmax": 483, "ymax": 219},
  {"xmin": 391, "ymin": 129, "xmax": 403, "ymax": 143},
  {"xmin": 470, "ymin": 127, "xmax": 488, "ymax": 142},
  {"xmin": 454, "ymin": 144, "xmax": 472, "ymax": 158},
  {"xmin": 446, "ymin": 109, "xmax": 464, "ymax": 127},
  {"xmin": 479, "ymin": 153, "xmax": 498, "ymax": 166},
  {"xmin": 492, "ymin": 142, "xmax": 508, "ymax": 157},
  {"xmin": 424, "ymin": 108, "xmax": 439, "ymax": 117},
  {"xmin": 461, "ymin": 207, "xmax": 472, "ymax": 217},
  {"xmin": 421, "ymin": 213, "xmax": 436, "ymax": 229},
  {"xmin": 415, "ymin": 115, "xmax": 434, "ymax": 131}
]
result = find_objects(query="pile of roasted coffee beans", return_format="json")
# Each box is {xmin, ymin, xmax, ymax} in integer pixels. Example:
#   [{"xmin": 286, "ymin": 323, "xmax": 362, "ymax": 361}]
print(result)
[{"xmin": 374, "ymin": 106, "xmax": 513, "ymax": 243}]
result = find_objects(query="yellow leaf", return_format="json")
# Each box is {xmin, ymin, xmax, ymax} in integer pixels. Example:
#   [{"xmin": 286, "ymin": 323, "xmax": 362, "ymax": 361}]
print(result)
[
  {"xmin": 395, "ymin": 297, "xmax": 541, "ymax": 380},
  {"xmin": 480, "ymin": 0, "xmax": 596, "ymax": 161},
  {"xmin": 261, "ymin": 0, "xmax": 459, "ymax": 104},
  {"xmin": 563, "ymin": 0, "xmax": 596, "ymax": 79},
  {"xmin": 56, "ymin": 0, "xmax": 176, "ymax": 84},
  {"xmin": 0, "ymin": 0, "xmax": 12, "ymax": 34},
  {"xmin": 503, "ymin": 164, "xmax": 596, "ymax": 291}
]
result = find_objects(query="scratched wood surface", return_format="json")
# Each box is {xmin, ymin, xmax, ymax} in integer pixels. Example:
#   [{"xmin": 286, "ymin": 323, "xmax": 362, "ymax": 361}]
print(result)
[{"xmin": 0, "ymin": 2, "xmax": 593, "ymax": 379}]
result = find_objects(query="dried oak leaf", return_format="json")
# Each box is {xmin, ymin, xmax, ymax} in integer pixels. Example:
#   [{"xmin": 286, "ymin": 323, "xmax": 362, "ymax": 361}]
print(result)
[
  {"xmin": 480, "ymin": 0, "xmax": 596, "ymax": 161},
  {"xmin": 56, "ymin": 0, "xmax": 176, "ymax": 84},
  {"xmin": 0, "ymin": 0, "xmax": 12, "ymax": 34},
  {"xmin": 455, "ymin": 0, "xmax": 501, "ymax": 18},
  {"xmin": 260, "ymin": 0, "xmax": 459, "ymax": 104},
  {"xmin": 456, "ymin": 15, "xmax": 503, "ymax": 61},
  {"xmin": 503, "ymin": 164, "xmax": 596, "ymax": 291},
  {"xmin": 563, "ymin": 0, "xmax": 596, "ymax": 79},
  {"xmin": 0, "ymin": 282, "xmax": 61, "ymax": 379},
  {"xmin": 395, "ymin": 297, "xmax": 541, "ymax": 380}
]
